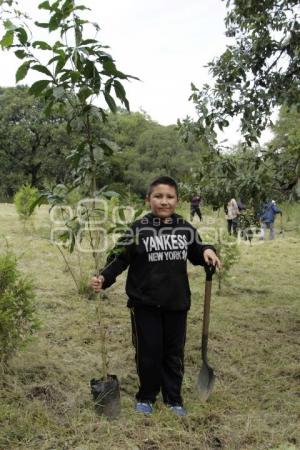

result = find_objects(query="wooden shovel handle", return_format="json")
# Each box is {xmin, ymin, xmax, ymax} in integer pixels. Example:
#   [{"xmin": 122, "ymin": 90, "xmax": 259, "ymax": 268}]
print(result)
[
  {"xmin": 202, "ymin": 265, "xmax": 215, "ymax": 359},
  {"xmin": 203, "ymin": 279, "xmax": 212, "ymax": 337}
]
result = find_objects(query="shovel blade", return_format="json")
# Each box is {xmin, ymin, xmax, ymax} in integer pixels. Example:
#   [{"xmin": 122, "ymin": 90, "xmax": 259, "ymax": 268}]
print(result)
[{"xmin": 197, "ymin": 362, "xmax": 215, "ymax": 401}]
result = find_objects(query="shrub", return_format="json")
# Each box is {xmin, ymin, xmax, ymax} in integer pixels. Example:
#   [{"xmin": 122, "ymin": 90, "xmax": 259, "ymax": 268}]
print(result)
[
  {"xmin": 215, "ymin": 231, "xmax": 240, "ymax": 292},
  {"xmin": 14, "ymin": 184, "xmax": 39, "ymax": 220},
  {"xmin": 0, "ymin": 251, "xmax": 39, "ymax": 366}
]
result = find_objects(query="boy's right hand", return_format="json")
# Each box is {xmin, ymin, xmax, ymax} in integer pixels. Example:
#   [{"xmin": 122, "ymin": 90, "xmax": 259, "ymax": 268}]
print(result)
[{"xmin": 91, "ymin": 275, "xmax": 104, "ymax": 293}]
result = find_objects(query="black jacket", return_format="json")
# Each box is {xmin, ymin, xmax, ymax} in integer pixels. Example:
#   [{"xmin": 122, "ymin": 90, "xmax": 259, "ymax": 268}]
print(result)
[{"xmin": 101, "ymin": 213, "xmax": 215, "ymax": 311}]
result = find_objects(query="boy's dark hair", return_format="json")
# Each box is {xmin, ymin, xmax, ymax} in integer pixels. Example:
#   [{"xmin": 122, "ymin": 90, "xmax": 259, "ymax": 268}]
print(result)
[{"xmin": 146, "ymin": 176, "xmax": 179, "ymax": 198}]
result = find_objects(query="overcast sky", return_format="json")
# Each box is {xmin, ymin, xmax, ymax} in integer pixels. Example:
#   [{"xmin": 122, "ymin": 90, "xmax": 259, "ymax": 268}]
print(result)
[{"xmin": 0, "ymin": 0, "xmax": 273, "ymax": 145}]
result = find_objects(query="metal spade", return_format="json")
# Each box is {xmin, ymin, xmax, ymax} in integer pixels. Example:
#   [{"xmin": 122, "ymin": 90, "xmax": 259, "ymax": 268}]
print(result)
[{"xmin": 197, "ymin": 264, "xmax": 215, "ymax": 400}]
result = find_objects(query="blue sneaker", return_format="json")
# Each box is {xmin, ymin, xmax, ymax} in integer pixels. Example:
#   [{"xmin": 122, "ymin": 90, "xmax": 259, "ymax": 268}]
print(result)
[
  {"xmin": 135, "ymin": 402, "xmax": 153, "ymax": 415},
  {"xmin": 169, "ymin": 405, "xmax": 187, "ymax": 416}
]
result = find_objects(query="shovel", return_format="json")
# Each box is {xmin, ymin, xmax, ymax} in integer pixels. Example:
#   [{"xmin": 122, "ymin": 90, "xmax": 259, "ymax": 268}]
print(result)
[{"xmin": 197, "ymin": 264, "xmax": 216, "ymax": 400}]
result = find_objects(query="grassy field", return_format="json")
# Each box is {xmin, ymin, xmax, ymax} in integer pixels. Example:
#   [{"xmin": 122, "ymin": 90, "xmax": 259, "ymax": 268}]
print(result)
[{"xmin": 0, "ymin": 202, "xmax": 299, "ymax": 450}]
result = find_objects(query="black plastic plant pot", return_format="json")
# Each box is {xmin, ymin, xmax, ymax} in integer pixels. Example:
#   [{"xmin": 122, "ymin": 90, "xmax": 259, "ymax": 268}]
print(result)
[{"xmin": 90, "ymin": 375, "xmax": 121, "ymax": 419}]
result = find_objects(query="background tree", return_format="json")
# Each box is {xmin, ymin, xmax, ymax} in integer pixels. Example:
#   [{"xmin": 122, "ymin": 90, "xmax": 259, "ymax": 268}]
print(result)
[
  {"xmin": 0, "ymin": 87, "xmax": 73, "ymax": 199},
  {"xmin": 182, "ymin": 0, "xmax": 300, "ymax": 145},
  {"xmin": 116, "ymin": 124, "xmax": 209, "ymax": 196},
  {"xmin": 266, "ymin": 106, "xmax": 300, "ymax": 200}
]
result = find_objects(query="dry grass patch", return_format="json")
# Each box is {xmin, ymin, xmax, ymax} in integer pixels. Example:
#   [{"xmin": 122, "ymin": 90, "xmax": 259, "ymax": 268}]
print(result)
[{"xmin": 0, "ymin": 203, "xmax": 299, "ymax": 449}]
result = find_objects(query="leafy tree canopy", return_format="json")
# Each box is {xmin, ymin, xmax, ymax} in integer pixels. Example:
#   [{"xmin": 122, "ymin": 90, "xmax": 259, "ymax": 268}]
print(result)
[
  {"xmin": 0, "ymin": 86, "xmax": 74, "ymax": 199},
  {"xmin": 266, "ymin": 105, "xmax": 300, "ymax": 199},
  {"xmin": 183, "ymin": 0, "xmax": 300, "ymax": 145}
]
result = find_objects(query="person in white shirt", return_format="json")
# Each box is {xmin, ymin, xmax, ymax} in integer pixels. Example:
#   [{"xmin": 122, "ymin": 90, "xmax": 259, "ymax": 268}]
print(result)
[{"xmin": 225, "ymin": 198, "xmax": 240, "ymax": 236}]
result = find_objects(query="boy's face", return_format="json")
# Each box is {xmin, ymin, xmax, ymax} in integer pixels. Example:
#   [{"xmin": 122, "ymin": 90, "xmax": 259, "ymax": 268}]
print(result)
[{"xmin": 147, "ymin": 184, "xmax": 178, "ymax": 219}]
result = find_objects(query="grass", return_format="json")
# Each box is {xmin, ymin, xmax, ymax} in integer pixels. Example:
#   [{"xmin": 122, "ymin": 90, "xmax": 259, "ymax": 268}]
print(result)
[{"xmin": 0, "ymin": 202, "xmax": 299, "ymax": 450}]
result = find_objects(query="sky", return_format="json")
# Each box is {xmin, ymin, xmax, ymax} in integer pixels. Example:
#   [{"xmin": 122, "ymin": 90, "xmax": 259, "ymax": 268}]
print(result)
[{"xmin": 0, "ymin": 0, "xmax": 273, "ymax": 145}]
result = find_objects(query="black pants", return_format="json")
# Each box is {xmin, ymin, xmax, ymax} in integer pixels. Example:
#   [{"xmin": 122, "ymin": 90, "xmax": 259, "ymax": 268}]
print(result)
[
  {"xmin": 130, "ymin": 306, "xmax": 187, "ymax": 406},
  {"xmin": 191, "ymin": 206, "xmax": 202, "ymax": 221},
  {"xmin": 227, "ymin": 218, "xmax": 238, "ymax": 236}
]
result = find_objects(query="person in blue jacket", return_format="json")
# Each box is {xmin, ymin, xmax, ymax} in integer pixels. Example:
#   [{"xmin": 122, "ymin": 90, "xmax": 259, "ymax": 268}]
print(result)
[{"xmin": 259, "ymin": 200, "xmax": 282, "ymax": 240}]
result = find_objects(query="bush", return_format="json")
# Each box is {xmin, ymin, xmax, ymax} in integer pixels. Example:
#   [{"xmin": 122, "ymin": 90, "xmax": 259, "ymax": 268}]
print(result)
[
  {"xmin": 0, "ymin": 251, "xmax": 39, "ymax": 365},
  {"xmin": 14, "ymin": 184, "xmax": 39, "ymax": 220},
  {"xmin": 215, "ymin": 231, "xmax": 240, "ymax": 292}
]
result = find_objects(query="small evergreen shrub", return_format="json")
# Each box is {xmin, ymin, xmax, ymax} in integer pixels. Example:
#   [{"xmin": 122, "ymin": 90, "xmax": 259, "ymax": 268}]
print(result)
[
  {"xmin": 0, "ymin": 251, "xmax": 39, "ymax": 365},
  {"xmin": 14, "ymin": 184, "xmax": 39, "ymax": 220}
]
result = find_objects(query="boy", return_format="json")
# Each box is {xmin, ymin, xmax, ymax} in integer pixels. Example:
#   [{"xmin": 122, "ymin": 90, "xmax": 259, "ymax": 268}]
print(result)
[{"xmin": 91, "ymin": 176, "xmax": 220, "ymax": 416}]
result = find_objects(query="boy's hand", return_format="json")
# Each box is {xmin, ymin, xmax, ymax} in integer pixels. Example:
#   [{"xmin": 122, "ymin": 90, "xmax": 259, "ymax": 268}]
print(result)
[
  {"xmin": 203, "ymin": 249, "xmax": 221, "ymax": 269},
  {"xmin": 91, "ymin": 275, "xmax": 105, "ymax": 293}
]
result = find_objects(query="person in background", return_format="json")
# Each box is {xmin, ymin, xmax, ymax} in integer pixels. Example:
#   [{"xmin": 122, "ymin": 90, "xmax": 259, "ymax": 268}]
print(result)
[
  {"xmin": 225, "ymin": 198, "xmax": 240, "ymax": 236},
  {"xmin": 259, "ymin": 200, "xmax": 282, "ymax": 240},
  {"xmin": 190, "ymin": 193, "xmax": 202, "ymax": 222}
]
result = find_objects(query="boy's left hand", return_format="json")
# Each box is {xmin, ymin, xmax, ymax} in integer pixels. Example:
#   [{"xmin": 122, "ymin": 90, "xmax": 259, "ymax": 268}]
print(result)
[{"xmin": 203, "ymin": 249, "xmax": 221, "ymax": 269}]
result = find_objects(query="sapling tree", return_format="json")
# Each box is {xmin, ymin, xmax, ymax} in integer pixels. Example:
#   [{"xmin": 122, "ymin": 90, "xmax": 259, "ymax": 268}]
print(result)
[
  {"xmin": 214, "ymin": 229, "xmax": 240, "ymax": 292},
  {"xmin": 14, "ymin": 184, "xmax": 39, "ymax": 222},
  {"xmin": 1, "ymin": 0, "xmax": 138, "ymax": 381},
  {"xmin": 0, "ymin": 249, "xmax": 39, "ymax": 367}
]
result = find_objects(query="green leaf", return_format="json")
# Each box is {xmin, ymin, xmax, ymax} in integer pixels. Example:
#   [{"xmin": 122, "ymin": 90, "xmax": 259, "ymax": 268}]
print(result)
[
  {"xmin": 92, "ymin": 70, "xmax": 101, "ymax": 94},
  {"xmin": 102, "ymin": 58, "xmax": 117, "ymax": 75},
  {"xmin": 123, "ymin": 97, "xmax": 130, "ymax": 111},
  {"xmin": 104, "ymin": 92, "xmax": 117, "ymax": 113},
  {"xmin": 79, "ymin": 39, "xmax": 98, "ymax": 46},
  {"xmin": 74, "ymin": 5, "xmax": 90, "ymax": 11},
  {"xmin": 55, "ymin": 56, "xmax": 67, "ymax": 75},
  {"xmin": 53, "ymin": 40, "xmax": 64, "ymax": 50},
  {"xmin": 29, "ymin": 192, "xmax": 48, "ymax": 214},
  {"xmin": 35, "ymin": 22, "xmax": 49, "ymax": 29},
  {"xmin": 3, "ymin": 19, "xmax": 15, "ymax": 30},
  {"xmin": 0, "ymin": 30, "xmax": 14, "ymax": 48},
  {"xmin": 113, "ymin": 80, "xmax": 126, "ymax": 101},
  {"xmin": 16, "ymin": 27, "xmax": 28, "ymax": 45},
  {"xmin": 38, "ymin": 1, "xmax": 51, "ymax": 9},
  {"xmin": 83, "ymin": 59, "xmax": 95, "ymax": 78},
  {"xmin": 47, "ymin": 55, "xmax": 60, "ymax": 65},
  {"xmin": 49, "ymin": 15, "xmax": 60, "ymax": 31},
  {"xmin": 59, "ymin": 70, "xmax": 71, "ymax": 82},
  {"xmin": 29, "ymin": 80, "xmax": 50, "ymax": 96},
  {"xmin": 32, "ymin": 64, "xmax": 53, "ymax": 77},
  {"xmin": 78, "ymin": 86, "xmax": 93, "ymax": 101},
  {"xmin": 14, "ymin": 49, "xmax": 27, "ymax": 59},
  {"xmin": 72, "ymin": 51, "xmax": 83, "ymax": 71},
  {"xmin": 33, "ymin": 40, "xmax": 52, "ymax": 50},
  {"xmin": 112, "ymin": 81, "xmax": 129, "ymax": 109},
  {"xmin": 104, "ymin": 79, "xmax": 112, "ymax": 94},
  {"xmin": 16, "ymin": 61, "xmax": 30, "ymax": 82},
  {"xmin": 70, "ymin": 71, "xmax": 81, "ymax": 83}
]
